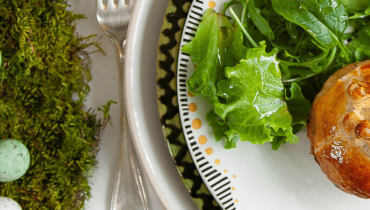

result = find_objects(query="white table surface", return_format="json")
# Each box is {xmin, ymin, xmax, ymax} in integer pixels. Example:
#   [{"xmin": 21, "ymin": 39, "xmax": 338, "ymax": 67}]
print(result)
[{"xmin": 68, "ymin": 1, "xmax": 197, "ymax": 209}]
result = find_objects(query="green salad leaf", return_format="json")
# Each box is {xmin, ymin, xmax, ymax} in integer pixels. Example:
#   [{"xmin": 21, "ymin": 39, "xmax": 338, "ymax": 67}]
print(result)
[
  {"xmin": 271, "ymin": 0, "xmax": 352, "ymax": 63},
  {"xmin": 183, "ymin": 0, "xmax": 370, "ymax": 150},
  {"xmin": 182, "ymin": 9, "xmax": 247, "ymax": 104},
  {"xmin": 213, "ymin": 42, "xmax": 295, "ymax": 146},
  {"xmin": 339, "ymin": 0, "xmax": 370, "ymax": 11},
  {"xmin": 285, "ymin": 83, "xmax": 312, "ymax": 125},
  {"xmin": 248, "ymin": 0, "xmax": 274, "ymax": 40},
  {"xmin": 347, "ymin": 18, "xmax": 370, "ymax": 61}
]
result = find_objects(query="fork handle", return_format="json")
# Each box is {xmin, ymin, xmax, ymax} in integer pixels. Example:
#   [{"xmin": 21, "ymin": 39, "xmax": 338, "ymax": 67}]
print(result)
[{"xmin": 110, "ymin": 39, "xmax": 149, "ymax": 210}]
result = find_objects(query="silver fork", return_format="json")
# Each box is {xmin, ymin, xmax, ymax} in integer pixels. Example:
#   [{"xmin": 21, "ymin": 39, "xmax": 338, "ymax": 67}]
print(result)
[{"xmin": 96, "ymin": 0, "xmax": 149, "ymax": 209}]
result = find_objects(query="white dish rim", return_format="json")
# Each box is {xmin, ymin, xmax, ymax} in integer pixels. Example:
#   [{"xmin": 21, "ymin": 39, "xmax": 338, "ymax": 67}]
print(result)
[{"xmin": 124, "ymin": 0, "xmax": 172, "ymax": 209}]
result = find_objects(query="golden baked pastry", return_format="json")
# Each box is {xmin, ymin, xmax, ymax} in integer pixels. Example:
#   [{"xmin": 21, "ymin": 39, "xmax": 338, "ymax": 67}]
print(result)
[{"xmin": 308, "ymin": 60, "xmax": 370, "ymax": 198}]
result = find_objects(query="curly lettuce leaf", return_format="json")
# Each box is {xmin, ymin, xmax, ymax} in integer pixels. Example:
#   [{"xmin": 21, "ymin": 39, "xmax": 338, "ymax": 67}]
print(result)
[
  {"xmin": 285, "ymin": 82, "xmax": 312, "ymax": 126},
  {"xmin": 182, "ymin": 8, "xmax": 247, "ymax": 104},
  {"xmin": 270, "ymin": 127, "xmax": 299, "ymax": 150},
  {"xmin": 267, "ymin": 83, "xmax": 310, "ymax": 150},
  {"xmin": 213, "ymin": 42, "xmax": 295, "ymax": 146},
  {"xmin": 206, "ymin": 109, "xmax": 229, "ymax": 142},
  {"xmin": 183, "ymin": 8, "xmax": 308, "ymax": 150}
]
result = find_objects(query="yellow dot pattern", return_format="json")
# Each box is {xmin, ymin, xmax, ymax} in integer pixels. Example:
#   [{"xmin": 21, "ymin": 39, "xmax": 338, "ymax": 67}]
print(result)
[
  {"xmin": 192, "ymin": 118, "xmax": 202, "ymax": 129},
  {"xmin": 188, "ymin": 103, "xmax": 197, "ymax": 112},
  {"xmin": 205, "ymin": 147, "xmax": 213, "ymax": 155},
  {"xmin": 208, "ymin": 1, "xmax": 216, "ymax": 8},
  {"xmin": 198, "ymin": 135, "xmax": 207, "ymax": 145},
  {"xmin": 187, "ymin": 85, "xmax": 237, "ymax": 200}
]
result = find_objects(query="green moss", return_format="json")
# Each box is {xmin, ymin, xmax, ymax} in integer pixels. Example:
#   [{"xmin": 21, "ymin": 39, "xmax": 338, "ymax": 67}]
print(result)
[{"xmin": 0, "ymin": 1, "xmax": 109, "ymax": 209}]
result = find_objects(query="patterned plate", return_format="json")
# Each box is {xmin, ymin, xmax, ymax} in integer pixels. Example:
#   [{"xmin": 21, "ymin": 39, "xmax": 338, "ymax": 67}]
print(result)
[
  {"xmin": 157, "ymin": 0, "xmax": 370, "ymax": 210},
  {"xmin": 175, "ymin": 1, "xmax": 238, "ymax": 209},
  {"xmin": 157, "ymin": 0, "xmax": 239, "ymax": 208},
  {"xmin": 156, "ymin": 0, "xmax": 221, "ymax": 209}
]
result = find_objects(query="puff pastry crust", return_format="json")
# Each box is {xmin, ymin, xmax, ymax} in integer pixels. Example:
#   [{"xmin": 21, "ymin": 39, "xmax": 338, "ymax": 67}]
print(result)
[{"xmin": 308, "ymin": 60, "xmax": 370, "ymax": 198}]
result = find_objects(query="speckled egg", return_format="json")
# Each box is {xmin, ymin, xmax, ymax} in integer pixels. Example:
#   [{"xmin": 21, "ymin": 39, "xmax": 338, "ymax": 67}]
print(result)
[
  {"xmin": 0, "ymin": 197, "xmax": 22, "ymax": 210},
  {"xmin": 0, "ymin": 139, "xmax": 30, "ymax": 182}
]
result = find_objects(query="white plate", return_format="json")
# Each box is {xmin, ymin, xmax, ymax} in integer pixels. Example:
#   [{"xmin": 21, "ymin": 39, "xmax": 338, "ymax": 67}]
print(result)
[
  {"xmin": 176, "ymin": 0, "xmax": 370, "ymax": 209},
  {"xmin": 125, "ymin": 0, "xmax": 199, "ymax": 209}
]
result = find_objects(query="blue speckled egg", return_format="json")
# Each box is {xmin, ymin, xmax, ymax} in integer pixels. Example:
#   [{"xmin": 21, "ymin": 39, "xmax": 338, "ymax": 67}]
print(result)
[
  {"xmin": 0, "ymin": 197, "xmax": 22, "ymax": 210},
  {"xmin": 0, "ymin": 139, "xmax": 30, "ymax": 182}
]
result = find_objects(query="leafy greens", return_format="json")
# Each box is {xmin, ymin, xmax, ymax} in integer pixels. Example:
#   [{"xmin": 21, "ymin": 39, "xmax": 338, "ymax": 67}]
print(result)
[
  {"xmin": 183, "ymin": 9, "xmax": 248, "ymax": 104},
  {"xmin": 182, "ymin": 0, "xmax": 370, "ymax": 150}
]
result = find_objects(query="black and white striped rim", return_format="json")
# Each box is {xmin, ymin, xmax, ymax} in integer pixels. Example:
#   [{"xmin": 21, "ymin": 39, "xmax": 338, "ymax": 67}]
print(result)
[{"xmin": 177, "ymin": 1, "xmax": 236, "ymax": 209}]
